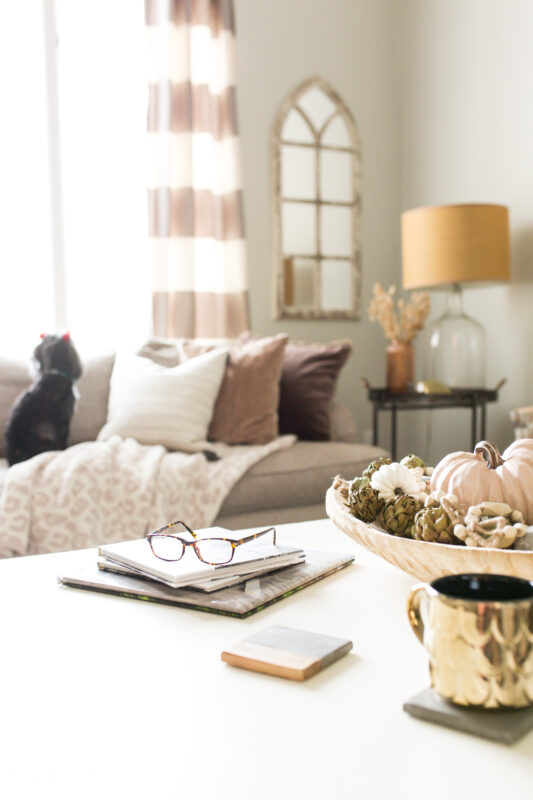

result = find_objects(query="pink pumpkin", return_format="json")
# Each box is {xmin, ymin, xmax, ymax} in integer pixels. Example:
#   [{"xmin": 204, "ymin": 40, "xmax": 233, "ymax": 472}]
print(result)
[{"xmin": 430, "ymin": 439, "xmax": 533, "ymax": 524}]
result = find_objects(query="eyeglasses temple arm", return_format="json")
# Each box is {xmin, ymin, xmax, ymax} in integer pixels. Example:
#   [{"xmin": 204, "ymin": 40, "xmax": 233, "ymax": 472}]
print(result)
[
  {"xmin": 146, "ymin": 520, "xmax": 199, "ymax": 540},
  {"xmin": 234, "ymin": 527, "xmax": 276, "ymax": 546}
]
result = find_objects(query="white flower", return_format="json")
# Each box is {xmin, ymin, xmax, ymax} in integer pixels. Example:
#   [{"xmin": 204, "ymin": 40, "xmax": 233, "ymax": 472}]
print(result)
[{"xmin": 371, "ymin": 463, "xmax": 426, "ymax": 502}]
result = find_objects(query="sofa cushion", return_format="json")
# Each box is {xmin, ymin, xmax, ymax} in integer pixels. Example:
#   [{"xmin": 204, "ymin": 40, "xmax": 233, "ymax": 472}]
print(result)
[
  {"xmin": 215, "ymin": 503, "xmax": 329, "ymax": 529},
  {"xmin": 0, "ymin": 357, "xmax": 32, "ymax": 456},
  {"xmin": 181, "ymin": 334, "xmax": 288, "ymax": 444},
  {"xmin": 329, "ymin": 402, "xmax": 358, "ymax": 443},
  {"xmin": 69, "ymin": 353, "xmax": 115, "ymax": 445},
  {"xmin": 97, "ymin": 348, "xmax": 229, "ymax": 449},
  {"xmin": 0, "ymin": 353, "xmax": 116, "ymax": 454},
  {"xmin": 217, "ymin": 441, "xmax": 389, "ymax": 517},
  {"xmin": 278, "ymin": 340, "xmax": 353, "ymax": 440},
  {"xmin": 136, "ymin": 338, "xmax": 182, "ymax": 367}
]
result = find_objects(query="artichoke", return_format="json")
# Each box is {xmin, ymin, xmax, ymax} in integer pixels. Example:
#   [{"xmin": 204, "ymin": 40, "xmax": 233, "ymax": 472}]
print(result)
[
  {"xmin": 349, "ymin": 485, "xmax": 383, "ymax": 523},
  {"xmin": 362, "ymin": 457, "xmax": 392, "ymax": 479},
  {"xmin": 382, "ymin": 494, "xmax": 421, "ymax": 537},
  {"xmin": 348, "ymin": 475, "xmax": 370, "ymax": 500},
  {"xmin": 400, "ymin": 453, "xmax": 426, "ymax": 471},
  {"xmin": 412, "ymin": 505, "xmax": 459, "ymax": 544}
]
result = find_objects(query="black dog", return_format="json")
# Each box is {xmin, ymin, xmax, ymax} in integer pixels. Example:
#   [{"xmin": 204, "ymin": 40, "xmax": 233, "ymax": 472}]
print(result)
[{"xmin": 5, "ymin": 333, "xmax": 83, "ymax": 466}]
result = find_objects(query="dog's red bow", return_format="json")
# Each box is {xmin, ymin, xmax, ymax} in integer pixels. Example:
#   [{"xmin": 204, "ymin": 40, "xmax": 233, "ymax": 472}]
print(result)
[{"xmin": 39, "ymin": 332, "xmax": 71, "ymax": 341}]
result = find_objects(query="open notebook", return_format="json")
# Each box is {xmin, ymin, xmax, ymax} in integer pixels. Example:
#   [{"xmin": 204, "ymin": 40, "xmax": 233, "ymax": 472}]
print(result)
[{"xmin": 98, "ymin": 527, "xmax": 305, "ymax": 590}]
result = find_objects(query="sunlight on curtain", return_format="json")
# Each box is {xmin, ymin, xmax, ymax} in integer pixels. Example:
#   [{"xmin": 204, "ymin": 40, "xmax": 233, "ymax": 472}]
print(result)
[
  {"xmin": 146, "ymin": 0, "xmax": 250, "ymax": 339},
  {"xmin": 55, "ymin": 0, "xmax": 151, "ymax": 355}
]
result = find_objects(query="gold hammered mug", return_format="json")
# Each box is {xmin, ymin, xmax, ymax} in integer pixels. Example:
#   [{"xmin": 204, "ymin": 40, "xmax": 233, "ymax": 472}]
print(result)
[{"xmin": 407, "ymin": 573, "xmax": 533, "ymax": 708}]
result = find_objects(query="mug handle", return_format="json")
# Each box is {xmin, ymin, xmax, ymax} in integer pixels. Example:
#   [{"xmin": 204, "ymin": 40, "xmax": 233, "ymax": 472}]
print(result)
[{"xmin": 407, "ymin": 583, "xmax": 427, "ymax": 645}]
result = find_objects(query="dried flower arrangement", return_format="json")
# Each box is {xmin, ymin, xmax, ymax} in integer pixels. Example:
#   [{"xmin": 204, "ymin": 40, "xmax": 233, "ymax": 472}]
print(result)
[{"xmin": 368, "ymin": 283, "xmax": 430, "ymax": 343}]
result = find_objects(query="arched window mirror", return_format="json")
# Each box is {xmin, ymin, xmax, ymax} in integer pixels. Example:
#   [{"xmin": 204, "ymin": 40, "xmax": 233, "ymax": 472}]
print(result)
[{"xmin": 271, "ymin": 77, "xmax": 361, "ymax": 319}]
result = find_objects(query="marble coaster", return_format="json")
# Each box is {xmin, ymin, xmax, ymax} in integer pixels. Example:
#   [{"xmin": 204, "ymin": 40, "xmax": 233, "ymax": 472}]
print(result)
[
  {"xmin": 221, "ymin": 625, "xmax": 353, "ymax": 680},
  {"xmin": 403, "ymin": 688, "xmax": 533, "ymax": 745}
]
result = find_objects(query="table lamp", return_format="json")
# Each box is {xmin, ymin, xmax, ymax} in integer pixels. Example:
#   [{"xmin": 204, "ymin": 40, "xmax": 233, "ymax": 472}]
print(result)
[{"xmin": 401, "ymin": 203, "xmax": 510, "ymax": 388}]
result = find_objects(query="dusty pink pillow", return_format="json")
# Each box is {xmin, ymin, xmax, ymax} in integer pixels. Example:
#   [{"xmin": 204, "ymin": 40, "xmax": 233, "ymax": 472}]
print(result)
[{"xmin": 180, "ymin": 334, "xmax": 288, "ymax": 444}]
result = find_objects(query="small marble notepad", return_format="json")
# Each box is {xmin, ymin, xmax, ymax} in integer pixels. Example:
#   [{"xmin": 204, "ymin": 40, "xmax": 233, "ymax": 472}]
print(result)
[{"xmin": 404, "ymin": 688, "xmax": 533, "ymax": 745}]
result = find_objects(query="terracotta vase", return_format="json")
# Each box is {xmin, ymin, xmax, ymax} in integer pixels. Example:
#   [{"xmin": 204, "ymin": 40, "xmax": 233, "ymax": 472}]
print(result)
[{"xmin": 386, "ymin": 340, "xmax": 414, "ymax": 393}]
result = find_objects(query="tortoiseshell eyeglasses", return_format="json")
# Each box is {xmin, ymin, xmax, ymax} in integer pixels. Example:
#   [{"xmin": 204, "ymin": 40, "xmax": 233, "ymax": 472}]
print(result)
[{"xmin": 146, "ymin": 520, "xmax": 277, "ymax": 566}]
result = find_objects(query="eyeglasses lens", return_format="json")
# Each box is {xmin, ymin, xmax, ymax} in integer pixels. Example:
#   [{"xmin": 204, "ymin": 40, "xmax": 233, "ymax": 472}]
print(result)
[
  {"xmin": 195, "ymin": 538, "xmax": 233, "ymax": 565},
  {"xmin": 150, "ymin": 534, "xmax": 185, "ymax": 561}
]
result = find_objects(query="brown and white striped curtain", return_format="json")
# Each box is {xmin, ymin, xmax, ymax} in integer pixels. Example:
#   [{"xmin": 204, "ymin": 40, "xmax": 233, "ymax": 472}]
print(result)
[{"xmin": 145, "ymin": 0, "xmax": 250, "ymax": 339}]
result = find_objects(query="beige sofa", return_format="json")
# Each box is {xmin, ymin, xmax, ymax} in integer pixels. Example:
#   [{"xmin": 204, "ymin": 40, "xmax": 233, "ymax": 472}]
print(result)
[{"xmin": 0, "ymin": 352, "xmax": 388, "ymax": 530}]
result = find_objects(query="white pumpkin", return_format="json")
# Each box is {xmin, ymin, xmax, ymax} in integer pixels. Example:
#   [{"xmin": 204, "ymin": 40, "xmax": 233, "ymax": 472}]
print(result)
[{"xmin": 430, "ymin": 439, "xmax": 533, "ymax": 524}]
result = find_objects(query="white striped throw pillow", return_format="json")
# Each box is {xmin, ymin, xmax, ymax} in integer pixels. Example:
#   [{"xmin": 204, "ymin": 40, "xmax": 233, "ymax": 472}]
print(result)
[{"xmin": 97, "ymin": 348, "xmax": 228, "ymax": 450}]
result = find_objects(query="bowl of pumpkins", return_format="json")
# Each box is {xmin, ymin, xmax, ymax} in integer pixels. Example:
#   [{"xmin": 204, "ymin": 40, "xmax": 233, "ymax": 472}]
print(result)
[{"xmin": 325, "ymin": 439, "xmax": 533, "ymax": 582}]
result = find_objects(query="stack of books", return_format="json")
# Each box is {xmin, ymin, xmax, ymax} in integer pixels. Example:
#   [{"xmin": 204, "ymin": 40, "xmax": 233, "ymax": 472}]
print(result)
[
  {"xmin": 58, "ymin": 526, "xmax": 354, "ymax": 618},
  {"xmin": 97, "ymin": 527, "xmax": 305, "ymax": 592}
]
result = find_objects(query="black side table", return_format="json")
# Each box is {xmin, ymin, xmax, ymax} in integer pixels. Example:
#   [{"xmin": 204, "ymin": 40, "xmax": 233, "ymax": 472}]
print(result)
[{"xmin": 363, "ymin": 382, "xmax": 502, "ymax": 461}]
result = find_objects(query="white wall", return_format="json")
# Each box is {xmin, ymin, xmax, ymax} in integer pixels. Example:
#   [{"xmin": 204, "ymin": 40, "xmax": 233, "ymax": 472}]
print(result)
[
  {"xmin": 234, "ymin": 0, "xmax": 401, "ymax": 444},
  {"xmin": 235, "ymin": 0, "xmax": 533, "ymax": 462},
  {"xmin": 400, "ymin": 0, "xmax": 533, "ymax": 462}
]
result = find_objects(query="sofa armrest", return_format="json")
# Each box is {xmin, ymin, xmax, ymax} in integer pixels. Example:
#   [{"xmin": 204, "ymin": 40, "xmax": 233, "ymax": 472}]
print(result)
[{"xmin": 330, "ymin": 402, "xmax": 358, "ymax": 443}]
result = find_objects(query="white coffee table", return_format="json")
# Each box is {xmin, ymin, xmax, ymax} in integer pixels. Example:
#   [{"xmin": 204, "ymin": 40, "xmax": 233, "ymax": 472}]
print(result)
[{"xmin": 1, "ymin": 519, "xmax": 531, "ymax": 800}]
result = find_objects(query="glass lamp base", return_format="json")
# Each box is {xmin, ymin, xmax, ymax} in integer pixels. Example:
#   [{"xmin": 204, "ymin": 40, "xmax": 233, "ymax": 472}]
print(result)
[{"xmin": 425, "ymin": 288, "xmax": 485, "ymax": 388}]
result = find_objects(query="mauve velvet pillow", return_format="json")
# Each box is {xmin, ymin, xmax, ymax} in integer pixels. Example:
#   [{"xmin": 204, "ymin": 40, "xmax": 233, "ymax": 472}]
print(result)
[
  {"xmin": 180, "ymin": 334, "xmax": 288, "ymax": 444},
  {"xmin": 278, "ymin": 340, "xmax": 353, "ymax": 440}
]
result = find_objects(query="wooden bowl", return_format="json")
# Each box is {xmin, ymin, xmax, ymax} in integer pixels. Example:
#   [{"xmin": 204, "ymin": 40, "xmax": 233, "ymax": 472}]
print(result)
[{"xmin": 325, "ymin": 486, "xmax": 533, "ymax": 582}]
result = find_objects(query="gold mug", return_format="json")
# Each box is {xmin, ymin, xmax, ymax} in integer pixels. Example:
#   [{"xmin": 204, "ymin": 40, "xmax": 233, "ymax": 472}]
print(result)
[{"xmin": 407, "ymin": 573, "xmax": 533, "ymax": 708}]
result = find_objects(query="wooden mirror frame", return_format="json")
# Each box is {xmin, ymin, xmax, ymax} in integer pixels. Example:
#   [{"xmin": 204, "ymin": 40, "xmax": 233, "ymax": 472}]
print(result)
[{"xmin": 271, "ymin": 76, "xmax": 362, "ymax": 320}]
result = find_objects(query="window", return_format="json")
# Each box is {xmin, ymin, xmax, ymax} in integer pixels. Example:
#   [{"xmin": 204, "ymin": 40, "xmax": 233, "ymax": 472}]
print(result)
[
  {"xmin": 0, "ymin": 4, "xmax": 56, "ymax": 355},
  {"xmin": 0, "ymin": 1, "xmax": 150, "ymax": 357}
]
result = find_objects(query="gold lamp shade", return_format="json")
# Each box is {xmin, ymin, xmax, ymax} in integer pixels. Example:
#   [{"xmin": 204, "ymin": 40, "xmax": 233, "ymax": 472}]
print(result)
[{"xmin": 402, "ymin": 203, "xmax": 510, "ymax": 289}]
